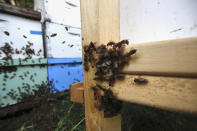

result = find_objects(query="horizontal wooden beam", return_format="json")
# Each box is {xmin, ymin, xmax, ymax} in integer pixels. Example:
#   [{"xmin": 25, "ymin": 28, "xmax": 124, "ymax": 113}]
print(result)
[
  {"xmin": 69, "ymin": 75, "xmax": 197, "ymax": 114},
  {"xmin": 0, "ymin": 3, "xmax": 41, "ymax": 20},
  {"xmin": 110, "ymin": 75, "xmax": 197, "ymax": 114},
  {"xmin": 122, "ymin": 37, "xmax": 197, "ymax": 77}
]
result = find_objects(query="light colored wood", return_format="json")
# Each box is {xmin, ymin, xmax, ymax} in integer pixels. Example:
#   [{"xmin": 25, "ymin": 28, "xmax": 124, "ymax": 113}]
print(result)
[
  {"xmin": 122, "ymin": 37, "xmax": 197, "ymax": 77},
  {"xmin": 81, "ymin": 0, "xmax": 121, "ymax": 131},
  {"xmin": 107, "ymin": 75, "xmax": 197, "ymax": 114},
  {"xmin": 70, "ymin": 82, "xmax": 84, "ymax": 103}
]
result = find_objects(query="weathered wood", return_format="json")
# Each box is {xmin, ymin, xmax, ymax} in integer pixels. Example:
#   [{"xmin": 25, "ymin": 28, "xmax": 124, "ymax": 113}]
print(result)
[
  {"xmin": 70, "ymin": 82, "xmax": 84, "ymax": 103},
  {"xmin": 70, "ymin": 75, "xmax": 197, "ymax": 114},
  {"xmin": 122, "ymin": 37, "xmax": 197, "ymax": 77},
  {"xmin": 0, "ymin": 3, "xmax": 41, "ymax": 20},
  {"xmin": 109, "ymin": 75, "xmax": 197, "ymax": 114},
  {"xmin": 81, "ymin": 0, "xmax": 121, "ymax": 131}
]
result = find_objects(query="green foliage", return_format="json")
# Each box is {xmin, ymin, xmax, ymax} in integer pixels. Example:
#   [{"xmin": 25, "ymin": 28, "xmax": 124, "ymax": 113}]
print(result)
[
  {"xmin": 0, "ymin": 0, "xmax": 34, "ymax": 9},
  {"xmin": 0, "ymin": 92, "xmax": 85, "ymax": 131}
]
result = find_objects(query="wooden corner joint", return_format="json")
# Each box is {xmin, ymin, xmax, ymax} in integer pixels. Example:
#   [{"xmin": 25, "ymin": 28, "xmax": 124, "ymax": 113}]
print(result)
[{"xmin": 70, "ymin": 82, "xmax": 84, "ymax": 103}]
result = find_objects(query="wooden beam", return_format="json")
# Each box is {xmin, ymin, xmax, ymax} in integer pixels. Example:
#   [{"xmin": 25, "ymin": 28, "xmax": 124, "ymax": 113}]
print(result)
[
  {"xmin": 70, "ymin": 82, "xmax": 84, "ymax": 103},
  {"xmin": 81, "ymin": 0, "xmax": 121, "ymax": 131},
  {"xmin": 0, "ymin": 3, "xmax": 41, "ymax": 20},
  {"xmin": 108, "ymin": 75, "xmax": 197, "ymax": 114},
  {"xmin": 71, "ymin": 75, "xmax": 197, "ymax": 114},
  {"xmin": 122, "ymin": 37, "xmax": 197, "ymax": 77}
]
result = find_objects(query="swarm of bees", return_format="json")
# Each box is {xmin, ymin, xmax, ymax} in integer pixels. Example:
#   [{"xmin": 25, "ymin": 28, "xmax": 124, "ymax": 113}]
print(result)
[
  {"xmin": 91, "ymin": 84, "xmax": 122, "ymax": 117},
  {"xmin": 0, "ymin": 42, "xmax": 14, "ymax": 60},
  {"xmin": 83, "ymin": 40, "xmax": 137, "ymax": 117},
  {"xmin": 84, "ymin": 40, "xmax": 137, "ymax": 86},
  {"xmin": 0, "ymin": 31, "xmax": 43, "ymax": 60}
]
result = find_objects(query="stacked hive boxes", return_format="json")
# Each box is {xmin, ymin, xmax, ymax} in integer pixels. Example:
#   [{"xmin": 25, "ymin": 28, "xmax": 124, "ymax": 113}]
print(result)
[
  {"xmin": 0, "ymin": 10, "xmax": 47, "ymax": 107},
  {"xmin": 43, "ymin": 0, "xmax": 83, "ymax": 92}
]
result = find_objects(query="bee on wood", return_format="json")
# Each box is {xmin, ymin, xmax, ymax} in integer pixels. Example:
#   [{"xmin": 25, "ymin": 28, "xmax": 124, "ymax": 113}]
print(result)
[
  {"xmin": 27, "ymin": 41, "xmax": 34, "ymax": 46},
  {"xmin": 83, "ymin": 63, "xmax": 89, "ymax": 71},
  {"xmin": 30, "ymin": 75, "xmax": 33, "ymax": 80},
  {"xmin": 65, "ymin": 27, "xmax": 68, "ymax": 31},
  {"xmin": 3, "ymin": 96, "xmax": 7, "ymax": 99},
  {"xmin": 107, "ymin": 41, "xmax": 116, "ymax": 47},
  {"xmin": 4, "ymin": 31, "xmax": 9, "ymax": 36},
  {"xmin": 116, "ymin": 39, "xmax": 129, "ymax": 48},
  {"xmin": 92, "ymin": 84, "xmax": 122, "ymax": 117},
  {"xmin": 4, "ymin": 74, "xmax": 8, "ymax": 78},
  {"xmin": 93, "ymin": 76, "xmax": 104, "ymax": 81},
  {"xmin": 89, "ymin": 42, "xmax": 96, "ymax": 51},
  {"xmin": 125, "ymin": 49, "xmax": 137, "ymax": 57},
  {"xmin": 94, "ymin": 103, "xmax": 104, "ymax": 111},
  {"xmin": 38, "ymin": 49, "xmax": 42, "ymax": 53},
  {"xmin": 50, "ymin": 33, "xmax": 57, "ymax": 37},
  {"xmin": 134, "ymin": 78, "xmax": 148, "ymax": 84},
  {"xmin": 96, "ymin": 84, "xmax": 106, "ymax": 91},
  {"xmin": 10, "ymin": 75, "xmax": 15, "ymax": 79},
  {"xmin": 15, "ymin": 49, "xmax": 20, "ymax": 54},
  {"xmin": 91, "ymin": 86, "xmax": 99, "ymax": 100}
]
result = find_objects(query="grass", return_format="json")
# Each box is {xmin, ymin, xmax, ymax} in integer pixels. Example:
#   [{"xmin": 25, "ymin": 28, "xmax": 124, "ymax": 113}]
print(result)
[{"xmin": 0, "ymin": 91, "xmax": 86, "ymax": 131}]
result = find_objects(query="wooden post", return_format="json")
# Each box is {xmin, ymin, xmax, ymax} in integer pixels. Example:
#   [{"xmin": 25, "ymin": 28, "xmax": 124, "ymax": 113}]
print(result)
[{"xmin": 80, "ymin": 0, "xmax": 121, "ymax": 131}]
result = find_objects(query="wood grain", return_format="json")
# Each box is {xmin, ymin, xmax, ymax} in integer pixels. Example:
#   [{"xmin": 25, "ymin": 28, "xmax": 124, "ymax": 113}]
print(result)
[
  {"xmin": 0, "ymin": 3, "xmax": 41, "ymax": 20},
  {"xmin": 81, "ymin": 0, "xmax": 121, "ymax": 131},
  {"xmin": 109, "ymin": 75, "xmax": 197, "ymax": 114},
  {"xmin": 122, "ymin": 37, "xmax": 197, "ymax": 77},
  {"xmin": 70, "ymin": 82, "xmax": 84, "ymax": 103}
]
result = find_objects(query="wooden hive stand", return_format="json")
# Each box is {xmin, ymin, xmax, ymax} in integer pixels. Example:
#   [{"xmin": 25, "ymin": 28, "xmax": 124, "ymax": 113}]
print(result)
[{"xmin": 70, "ymin": 0, "xmax": 197, "ymax": 131}]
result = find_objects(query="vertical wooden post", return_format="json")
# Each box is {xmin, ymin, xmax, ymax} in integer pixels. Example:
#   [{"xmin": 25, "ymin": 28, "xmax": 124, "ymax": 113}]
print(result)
[{"xmin": 80, "ymin": 0, "xmax": 121, "ymax": 131}]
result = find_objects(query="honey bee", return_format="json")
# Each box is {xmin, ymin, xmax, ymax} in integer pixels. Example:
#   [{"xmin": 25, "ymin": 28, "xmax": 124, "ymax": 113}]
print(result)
[
  {"xmin": 23, "ymin": 35, "xmax": 27, "ymax": 38},
  {"xmin": 50, "ymin": 33, "xmax": 57, "ymax": 37},
  {"xmin": 134, "ymin": 78, "xmax": 148, "ymax": 84},
  {"xmin": 4, "ymin": 31, "xmax": 9, "ymax": 36}
]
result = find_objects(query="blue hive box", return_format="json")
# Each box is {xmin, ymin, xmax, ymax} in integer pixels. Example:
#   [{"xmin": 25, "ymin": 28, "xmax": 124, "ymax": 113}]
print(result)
[{"xmin": 48, "ymin": 58, "xmax": 83, "ymax": 92}]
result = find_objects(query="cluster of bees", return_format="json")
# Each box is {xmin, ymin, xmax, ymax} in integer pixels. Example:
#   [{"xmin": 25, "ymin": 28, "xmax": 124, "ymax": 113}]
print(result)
[
  {"xmin": 0, "ymin": 31, "xmax": 47, "ymax": 108},
  {"xmin": 0, "ymin": 81, "xmax": 49, "ymax": 107},
  {"xmin": 0, "ymin": 31, "xmax": 43, "ymax": 61},
  {"xmin": 0, "ymin": 42, "xmax": 14, "ymax": 60},
  {"xmin": 83, "ymin": 40, "xmax": 137, "ymax": 117}
]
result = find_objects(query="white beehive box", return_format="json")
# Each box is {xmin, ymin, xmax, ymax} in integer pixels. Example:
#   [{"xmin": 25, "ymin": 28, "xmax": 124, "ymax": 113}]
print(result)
[
  {"xmin": 120, "ymin": 0, "xmax": 197, "ymax": 43},
  {"xmin": 44, "ymin": 0, "xmax": 81, "ymax": 28},
  {"xmin": 0, "ymin": 12, "xmax": 44, "ymax": 59},
  {"xmin": 45, "ymin": 22, "xmax": 82, "ymax": 58}
]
